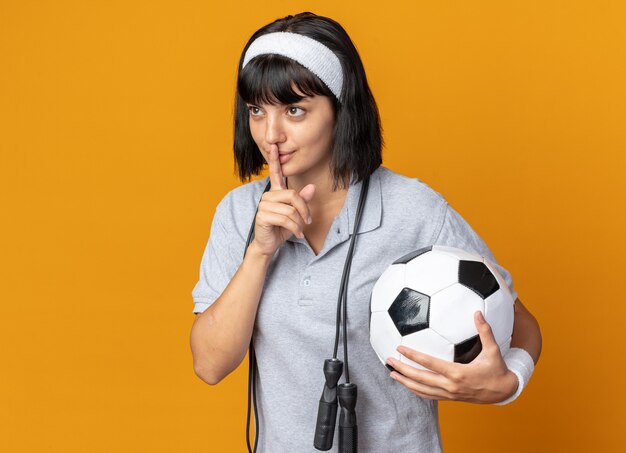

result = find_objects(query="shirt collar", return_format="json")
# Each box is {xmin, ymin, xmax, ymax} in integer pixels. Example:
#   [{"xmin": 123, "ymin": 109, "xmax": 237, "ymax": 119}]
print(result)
[{"xmin": 342, "ymin": 165, "xmax": 382, "ymax": 238}]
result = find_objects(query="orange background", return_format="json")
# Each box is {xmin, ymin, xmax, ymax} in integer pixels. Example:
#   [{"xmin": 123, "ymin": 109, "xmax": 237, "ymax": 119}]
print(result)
[{"xmin": 1, "ymin": 1, "xmax": 624, "ymax": 451}]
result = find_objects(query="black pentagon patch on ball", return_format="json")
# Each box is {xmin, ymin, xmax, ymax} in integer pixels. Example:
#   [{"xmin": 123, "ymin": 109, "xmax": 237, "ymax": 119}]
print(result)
[
  {"xmin": 393, "ymin": 246, "xmax": 433, "ymax": 265},
  {"xmin": 388, "ymin": 288, "xmax": 430, "ymax": 336},
  {"xmin": 458, "ymin": 260, "xmax": 500, "ymax": 299},
  {"xmin": 454, "ymin": 335, "xmax": 482, "ymax": 364}
]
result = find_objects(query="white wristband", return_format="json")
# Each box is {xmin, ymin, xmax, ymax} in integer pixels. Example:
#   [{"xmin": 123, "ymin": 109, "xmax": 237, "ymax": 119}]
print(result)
[{"xmin": 494, "ymin": 347, "xmax": 535, "ymax": 406}]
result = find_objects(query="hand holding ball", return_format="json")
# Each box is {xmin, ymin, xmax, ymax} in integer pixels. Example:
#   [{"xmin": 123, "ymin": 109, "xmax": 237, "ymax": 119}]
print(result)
[{"xmin": 369, "ymin": 245, "xmax": 515, "ymax": 371}]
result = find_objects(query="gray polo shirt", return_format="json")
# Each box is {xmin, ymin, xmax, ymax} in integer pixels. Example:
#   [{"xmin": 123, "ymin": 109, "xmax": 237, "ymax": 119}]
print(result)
[{"xmin": 191, "ymin": 165, "xmax": 517, "ymax": 452}]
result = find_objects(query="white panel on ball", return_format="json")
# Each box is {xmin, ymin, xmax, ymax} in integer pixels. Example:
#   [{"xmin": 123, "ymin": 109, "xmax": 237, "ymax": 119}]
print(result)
[
  {"xmin": 429, "ymin": 284, "xmax": 485, "ymax": 344},
  {"xmin": 432, "ymin": 245, "xmax": 483, "ymax": 262},
  {"xmin": 498, "ymin": 337, "xmax": 512, "ymax": 356},
  {"xmin": 483, "ymin": 289, "xmax": 514, "ymax": 346},
  {"xmin": 400, "ymin": 329, "xmax": 455, "ymax": 371},
  {"xmin": 370, "ymin": 264, "xmax": 406, "ymax": 313},
  {"xmin": 370, "ymin": 311, "xmax": 403, "ymax": 364},
  {"xmin": 403, "ymin": 250, "xmax": 459, "ymax": 295}
]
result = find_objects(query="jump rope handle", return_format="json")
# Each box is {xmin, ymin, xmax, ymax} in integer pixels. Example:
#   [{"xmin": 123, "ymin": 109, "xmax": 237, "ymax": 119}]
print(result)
[
  {"xmin": 314, "ymin": 359, "xmax": 343, "ymax": 451},
  {"xmin": 338, "ymin": 383, "xmax": 358, "ymax": 453}
]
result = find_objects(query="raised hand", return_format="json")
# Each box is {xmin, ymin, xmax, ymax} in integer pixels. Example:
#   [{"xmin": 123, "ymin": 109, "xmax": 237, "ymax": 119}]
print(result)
[
  {"xmin": 252, "ymin": 144, "xmax": 316, "ymax": 257},
  {"xmin": 386, "ymin": 311, "xmax": 519, "ymax": 404}
]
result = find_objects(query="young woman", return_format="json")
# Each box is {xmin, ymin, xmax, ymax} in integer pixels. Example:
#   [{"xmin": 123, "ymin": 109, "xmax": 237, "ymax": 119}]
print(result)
[{"xmin": 190, "ymin": 12, "xmax": 542, "ymax": 452}]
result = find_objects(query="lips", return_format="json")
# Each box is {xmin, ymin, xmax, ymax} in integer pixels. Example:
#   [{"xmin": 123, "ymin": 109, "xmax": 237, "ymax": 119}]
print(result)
[{"xmin": 279, "ymin": 151, "xmax": 295, "ymax": 164}]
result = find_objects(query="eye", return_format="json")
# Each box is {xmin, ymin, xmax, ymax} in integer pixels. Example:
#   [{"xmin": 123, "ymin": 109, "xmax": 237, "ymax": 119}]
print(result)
[
  {"xmin": 288, "ymin": 106, "xmax": 306, "ymax": 117},
  {"xmin": 247, "ymin": 105, "xmax": 262, "ymax": 116}
]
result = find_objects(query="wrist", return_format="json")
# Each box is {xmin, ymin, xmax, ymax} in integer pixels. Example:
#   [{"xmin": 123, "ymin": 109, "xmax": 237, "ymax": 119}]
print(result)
[
  {"xmin": 499, "ymin": 370, "xmax": 519, "ymax": 403},
  {"xmin": 247, "ymin": 240, "xmax": 275, "ymax": 264},
  {"xmin": 494, "ymin": 347, "xmax": 535, "ymax": 406}
]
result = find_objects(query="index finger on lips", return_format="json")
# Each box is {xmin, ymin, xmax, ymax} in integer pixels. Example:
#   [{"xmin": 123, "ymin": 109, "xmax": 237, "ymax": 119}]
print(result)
[{"xmin": 268, "ymin": 144, "xmax": 286, "ymax": 191}]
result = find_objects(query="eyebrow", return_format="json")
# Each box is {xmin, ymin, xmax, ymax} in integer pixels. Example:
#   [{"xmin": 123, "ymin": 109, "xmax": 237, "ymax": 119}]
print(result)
[{"xmin": 246, "ymin": 96, "xmax": 313, "ymax": 107}]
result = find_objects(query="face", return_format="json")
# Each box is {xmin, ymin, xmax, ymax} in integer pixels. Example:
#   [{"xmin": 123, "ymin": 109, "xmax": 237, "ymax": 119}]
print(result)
[{"xmin": 246, "ymin": 89, "xmax": 336, "ymax": 179}]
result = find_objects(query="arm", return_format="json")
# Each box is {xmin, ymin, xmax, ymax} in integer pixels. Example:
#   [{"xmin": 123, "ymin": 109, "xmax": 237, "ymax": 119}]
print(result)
[
  {"xmin": 190, "ymin": 147, "xmax": 315, "ymax": 386},
  {"xmin": 189, "ymin": 241, "xmax": 272, "ymax": 385},
  {"xmin": 510, "ymin": 298, "xmax": 542, "ymax": 365},
  {"xmin": 385, "ymin": 297, "xmax": 542, "ymax": 404}
]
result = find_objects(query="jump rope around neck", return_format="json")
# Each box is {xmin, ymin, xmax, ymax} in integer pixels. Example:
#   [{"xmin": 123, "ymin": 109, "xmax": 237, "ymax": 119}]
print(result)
[{"xmin": 242, "ymin": 175, "xmax": 370, "ymax": 453}]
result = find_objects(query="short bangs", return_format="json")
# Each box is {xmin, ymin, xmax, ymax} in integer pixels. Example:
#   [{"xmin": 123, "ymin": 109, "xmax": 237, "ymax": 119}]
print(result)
[{"xmin": 238, "ymin": 54, "xmax": 336, "ymax": 107}]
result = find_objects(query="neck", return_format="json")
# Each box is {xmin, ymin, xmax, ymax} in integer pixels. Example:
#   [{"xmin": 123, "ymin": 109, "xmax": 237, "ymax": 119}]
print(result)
[{"xmin": 286, "ymin": 171, "xmax": 351, "ymax": 212}]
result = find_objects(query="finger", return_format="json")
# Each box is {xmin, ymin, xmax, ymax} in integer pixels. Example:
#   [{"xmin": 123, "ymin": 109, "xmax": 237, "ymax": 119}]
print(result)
[
  {"xmin": 262, "ymin": 189, "xmax": 312, "ymax": 226},
  {"xmin": 389, "ymin": 371, "xmax": 451, "ymax": 401},
  {"xmin": 258, "ymin": 199, "xmax": 306, "ymax": 237},
  {"xmin": 268, "ymin": 144, "xmax": 286, "ymax": 191},
  {"xmin": 397, "ymin": 345, "xmax": 454, "ymax": 377},
  {"xmin": 386, "ymin": 357, "xmax": 449, "ymax": 390},
  {"xmin": 474, "ymin": 311, "xmax": 499, "ymax": 354},
  {"xmin": 257, "ymin": 210, "xmax": 304, "ymax": 239}
]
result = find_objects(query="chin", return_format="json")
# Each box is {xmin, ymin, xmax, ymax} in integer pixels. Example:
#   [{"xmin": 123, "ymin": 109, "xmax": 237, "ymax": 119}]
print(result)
[{"xmin": 281, "ymin": 168, "xmax": 300, "ymax": 180}]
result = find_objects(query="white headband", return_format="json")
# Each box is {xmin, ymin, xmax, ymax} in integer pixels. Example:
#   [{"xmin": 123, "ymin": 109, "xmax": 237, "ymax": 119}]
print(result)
[{"xmin": 241, "ymin": 31, "xmax": 343, "ymax": 101}]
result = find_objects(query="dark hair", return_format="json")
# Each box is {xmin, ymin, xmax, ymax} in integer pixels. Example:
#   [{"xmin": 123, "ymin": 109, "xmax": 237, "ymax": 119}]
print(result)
[{"xmin": 233, "ymin": 12, "xmax": 383, "ymax": 191}]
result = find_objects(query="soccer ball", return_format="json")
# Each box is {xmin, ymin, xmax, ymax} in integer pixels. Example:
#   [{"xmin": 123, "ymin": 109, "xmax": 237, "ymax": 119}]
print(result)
[{"xmin": 369, "ymin": 245, "xmax": 515, "ymax": 371}]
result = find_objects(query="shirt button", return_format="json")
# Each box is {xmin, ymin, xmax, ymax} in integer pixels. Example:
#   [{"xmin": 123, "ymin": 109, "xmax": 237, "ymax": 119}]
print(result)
[{"xmin": 303, "ymin": 278, "xmax": 311, "ymax": 286}]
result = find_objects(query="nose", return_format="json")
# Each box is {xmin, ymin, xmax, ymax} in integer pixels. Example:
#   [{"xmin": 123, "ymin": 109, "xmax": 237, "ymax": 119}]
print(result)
[{"xmin": 265, "ymin": 112, "xmax": 286, "ymax": 146}]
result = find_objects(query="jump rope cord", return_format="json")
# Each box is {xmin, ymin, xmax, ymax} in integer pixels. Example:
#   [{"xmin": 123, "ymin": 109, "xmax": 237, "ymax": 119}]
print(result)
[
  {"xmin": 243, "ymin": 181, "xmax": 268, "ymax": 453},
  {"xmin": 333, "ymin": 175, "xmax": 369, "ymax": 383},
  {"xmin": 244, "ymin": 175, "xmax": 369, "ymax": 452},
  {"xmin": 246, "ymin": 343, "xmax": 258, "ymax": 453}
]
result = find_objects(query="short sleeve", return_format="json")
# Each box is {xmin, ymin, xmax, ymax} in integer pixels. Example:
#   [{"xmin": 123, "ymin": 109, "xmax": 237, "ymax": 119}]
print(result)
[
  {"xmin": 433, "ymin": 202, "xmax": 518, "ymax": 301},
  {"xmin": 191, "ymin": 195, "xmax": 243, "ymax": 314}
]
